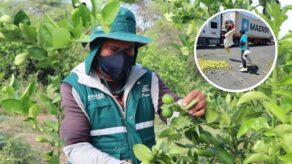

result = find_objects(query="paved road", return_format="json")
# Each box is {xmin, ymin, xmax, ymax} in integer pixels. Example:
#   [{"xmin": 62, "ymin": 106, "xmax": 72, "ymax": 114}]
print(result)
[{"xmin": 196, "ymin": 45, "xmax": 276, "ymax": 91}]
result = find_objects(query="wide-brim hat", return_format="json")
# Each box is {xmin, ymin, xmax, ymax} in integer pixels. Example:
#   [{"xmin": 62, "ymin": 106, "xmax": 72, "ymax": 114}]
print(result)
[{"xmin": 84, "ymin": 7, "xmax": 151, "ymax": 75}]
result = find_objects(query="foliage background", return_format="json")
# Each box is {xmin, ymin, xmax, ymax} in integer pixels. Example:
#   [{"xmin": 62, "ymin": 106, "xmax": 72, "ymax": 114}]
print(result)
[{"xmin": 0, "ymin": 0, "xmax": 291, "ymax": 163}]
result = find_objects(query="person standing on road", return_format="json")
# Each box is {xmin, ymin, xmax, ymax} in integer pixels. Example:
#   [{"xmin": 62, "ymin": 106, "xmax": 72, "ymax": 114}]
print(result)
[
  {"xmin": 60, "ymin": 7, "xmax": 207, "ymax": 164},
  {"xmin": 239, "ymin": 30, "xmax": 249, "ymax": 72}
]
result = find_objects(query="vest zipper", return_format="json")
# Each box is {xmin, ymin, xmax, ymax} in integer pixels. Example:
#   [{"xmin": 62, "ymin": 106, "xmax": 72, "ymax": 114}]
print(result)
[{"xmin": 101, "ymin": 92, "xmax": 136, "ymax": 162}]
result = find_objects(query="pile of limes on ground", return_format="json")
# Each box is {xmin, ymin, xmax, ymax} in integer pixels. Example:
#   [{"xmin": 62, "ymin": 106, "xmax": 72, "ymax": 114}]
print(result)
[{"xmin": 198, "ymin": 58, "xmax": 230, "ymax": 71}]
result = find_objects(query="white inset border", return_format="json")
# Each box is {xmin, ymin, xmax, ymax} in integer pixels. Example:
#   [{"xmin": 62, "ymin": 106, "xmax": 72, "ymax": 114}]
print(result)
[{"xmin": 194, "ymin": 9, "xmax": 278, "ymax": 93}]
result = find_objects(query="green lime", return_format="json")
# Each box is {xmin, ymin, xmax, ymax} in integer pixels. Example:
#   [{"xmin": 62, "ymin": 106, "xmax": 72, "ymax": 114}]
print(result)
[
  {"xmin": 162, "ymin": 94, "xmax": 174, "ymax": 105},
  {"xmin": 161, "ymin": 107, "xmax": 173, "ymax": 118}
]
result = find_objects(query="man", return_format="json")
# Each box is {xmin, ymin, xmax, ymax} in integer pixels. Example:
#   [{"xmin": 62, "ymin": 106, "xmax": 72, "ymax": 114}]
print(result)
[
  {"xmin": 60, "ymin": 7, "xmax": 207, "ymax": 164},
  {"xmin": 239, "ymin": 30, "xmax": 249, "ymax": 72}
]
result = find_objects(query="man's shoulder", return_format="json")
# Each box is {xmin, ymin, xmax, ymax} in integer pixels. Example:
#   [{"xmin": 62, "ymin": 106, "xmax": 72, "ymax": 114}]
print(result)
[
  {"xmin": 132, "ymin": 64, "xmax": 157, "ymax": 81},
  {"xmin": 62, "ymin": 62, "xmax": 85, "ymax": 84}
]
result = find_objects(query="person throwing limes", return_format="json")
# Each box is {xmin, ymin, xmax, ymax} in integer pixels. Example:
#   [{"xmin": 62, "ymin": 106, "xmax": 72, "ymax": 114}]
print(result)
[
  {"xmin": 239, "ymin": 30, "xmax": 249, "ymax": 72},
  {"xmin": 60, "ymin": 7, "xmax": 207, "ymax": 164}
]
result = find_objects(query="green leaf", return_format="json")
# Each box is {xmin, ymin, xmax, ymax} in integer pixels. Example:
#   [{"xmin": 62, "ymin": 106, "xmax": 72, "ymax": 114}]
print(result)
[
  {"xmin": 237, "ymin": 91, "xmax": 269, "ymax": 106},
  {"xmin": 9, "ymin": 74, "xmax": 15, "ymax": 87},
  {"xmin": 19, "ymin": 23, "xmax": 37, "ymax": 42},
  {"xmin": 133, "ymin": 144, "xmax": 154, "ymax": 162},
  {"xmin": 196, "ymin": 148, "xmax": 216, "ymax": 157},
  {"xmin": 265, "ymin": 2, "xmax": 287, "ymax": 37},
  {"xmin": 14, "ymin": 52, "xmax": 28, "ymax": 66},
  {"xmin": 14, "ymin": 10, "xmax": 31, "ymax": 25},
  {"xmin": 28, "ymin": 47, "xmax": 48, "ymax": 61},
  {"xmin": 40, "ymin": 94, "xmax": 58, "ymax": 115},
  {"xmin": 279, "ymin": 153, "xmax": 292, "ymax": 162},
  {"xmin": 91, "ymin": 0, "xmax": 97, "ymax": 19},
  {"xmin": 205, "ymin": 107, "xmax": 218, "ymax": 123},
  {"xmin": 72, "ymin": 20, "xmax": 82, "ymax": 38},
  {"xmin": 52, "ymin": 94, "xmax": 61, "ymax": 104},
  {"xmin": 159, "ymin": 128, "xmax": 176, "ymax": 138},
  {"xmin": 220, "ymin": 112, "xmax": 231, "ymax": 128},
  {"xmin": 79, "ymin": 4, "xmax": 92, "ymax": 27},
  {"xmin": 215, "ymin": 147, "xmax": 235, "ymax": 164},
  {"xmin": 253, "ymin": 140, "xmax": 267, "ymax": 154},
  {"xmin": 171, "ymin": 115, "xmax": 192, "ymax": 130},
  {"xmin": 20, "ymin": 94, "xmax": 31, "ymax": 114},
  {"xmin": 0, "ymin": 15, "xmax": 12, "ymax": 23},
  {"xmin": 1, "ymin": 99, "xmax": 22, "ymax": 113},
  {"xmin": 264, "ymin": 101, "xmax": 286, "ymax": 123},
  {"xmin": 45, "ymin": 13, "xmax": 59, "ymax": 28},
  {"xmin": 3, "ymin": 86, "xmax": 15, "ymax": 97},
  {"xmin": 225, "ymin": 93, "xmax": 231, "ymax": 104},
  {"xmin": 274, "ymin": 124, "xmax": 292, "ymax": 135},
  {"xmin": 180, "ymin": 46, "xmax": 189, "ymax": 56},
  {"xmin": 52, "ymin": 28, "xmax": 71, "ymax": 49},
  {"xmin": 21, "ymin": 80, "xmax": 37, "ymax": 98},
  {"xmin": 101, "ymin": 1, "xmax": 120, "ymax": 25},
  {"xmin": 72, "ymin": 4, "xmax": 92, "ymax": 28},
  {"xmin": 28, "ymin": 104, "xmax": 40, "ymax": 119},
  {"xmin": 38, "ymin": 23, "xmax": 54, "ymax": 49},
  {"xmin": 243, "ymin": 153, "xmax": 271, "ymax": 164},
  {"xmin": 280, "ymin": 77, "xmax": 292, "ymax": 85},
  {"xmin": 237, "ymin": 117, "xmax": 269, "ymax": 138},
  {"xmin": 47, "ymin": 84, "xmax": 59, "ymax": 94},
  {"xmin": 232, "ymin": 108, "xmax": 256, "ymax": 125},
  {"xmin": 274, "ymin": 90, "xmax": 292, "ymax": 100},
  {"xmin": 0, "ymin": 24, "xmax": 21, "ymax": 41},
  {"xmin": 284, "ymin": 60, "xmax": 292, "ymax": 67},
  {"xmin": 282, "ymin": 134, "xmax": 292, "ymax": 151}
]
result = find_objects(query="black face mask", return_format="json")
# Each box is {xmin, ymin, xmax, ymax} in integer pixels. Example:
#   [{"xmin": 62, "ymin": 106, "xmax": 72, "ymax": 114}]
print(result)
[{"xmin": 99, "ymin": 51, "xmax": 134, "ymax": 81}]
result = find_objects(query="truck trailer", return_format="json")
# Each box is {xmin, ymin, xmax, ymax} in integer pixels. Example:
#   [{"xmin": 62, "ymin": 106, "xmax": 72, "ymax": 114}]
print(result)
[
  {"xmin": 222, "ymin": 11, "xmax": 273, "ymax": 46},
  {"xmin": 197, "ymin": 14, "xmax": 221, "ymax": 46},
  {"xmin": 197, "ymin": 11, "xmax": 273, "ymax": 47}
]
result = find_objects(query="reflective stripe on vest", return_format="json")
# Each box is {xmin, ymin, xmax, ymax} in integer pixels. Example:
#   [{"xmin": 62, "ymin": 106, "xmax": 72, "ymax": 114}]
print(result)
[{"xmin": 90, "ymin": 120, "xmax": 154, "ymax": 136}]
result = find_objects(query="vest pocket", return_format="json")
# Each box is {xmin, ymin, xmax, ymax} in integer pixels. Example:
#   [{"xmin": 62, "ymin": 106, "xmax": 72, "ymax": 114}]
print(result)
[
  {"xmin": 87, "ymin": 100, "xmax": 116, "ymax": 128},
  {"xmin": 88, "ymin": 99, "xmax": 111, "ymax": 109}
]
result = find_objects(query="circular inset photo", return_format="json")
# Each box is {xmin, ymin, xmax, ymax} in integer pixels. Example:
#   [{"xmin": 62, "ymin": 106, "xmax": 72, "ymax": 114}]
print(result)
[{"xmin": 194, "ymin": 9, "xmax": 277, "ymax": 92}]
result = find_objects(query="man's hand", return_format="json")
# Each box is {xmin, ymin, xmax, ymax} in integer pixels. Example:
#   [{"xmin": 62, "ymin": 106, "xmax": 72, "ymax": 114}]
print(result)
[{"xmin": 182, "ymin": 90, "xmax": 207, "ymax": 117}]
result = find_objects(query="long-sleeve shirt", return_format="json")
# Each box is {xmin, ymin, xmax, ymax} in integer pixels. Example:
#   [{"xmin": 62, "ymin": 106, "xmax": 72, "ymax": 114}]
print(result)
[{"xmin": 60, "ymin": 74, "xmax": 180, "ymax": 164}]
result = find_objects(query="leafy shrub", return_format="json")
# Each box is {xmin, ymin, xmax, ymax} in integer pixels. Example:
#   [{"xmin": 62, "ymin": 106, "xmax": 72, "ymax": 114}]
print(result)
[{"xmin": 0, "ymin": 134, "xmax": 41, "ymax": 164}]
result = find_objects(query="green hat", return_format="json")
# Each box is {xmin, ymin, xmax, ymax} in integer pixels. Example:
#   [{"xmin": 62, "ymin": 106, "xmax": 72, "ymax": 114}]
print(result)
[{"xmin": 84, "ymin": 7, "xmax": 151, "ymax": 75}]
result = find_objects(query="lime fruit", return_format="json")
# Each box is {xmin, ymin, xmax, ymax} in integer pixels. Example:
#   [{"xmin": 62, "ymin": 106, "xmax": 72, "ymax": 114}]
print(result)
[{"xmin": 162, "ymin": 94, "xmax": 174, "ymax": 105}]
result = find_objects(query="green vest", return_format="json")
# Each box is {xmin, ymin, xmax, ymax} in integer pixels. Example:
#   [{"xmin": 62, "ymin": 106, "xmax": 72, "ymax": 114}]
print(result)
[{"xmin": 63, "ymin": 63, "xmax": 157, "ymax": 163}]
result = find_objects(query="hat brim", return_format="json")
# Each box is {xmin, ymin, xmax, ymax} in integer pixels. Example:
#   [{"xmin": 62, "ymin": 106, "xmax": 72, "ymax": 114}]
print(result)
[{"xmin": 91, "ymin": 32, "xmax": 151, "ymax": 48}]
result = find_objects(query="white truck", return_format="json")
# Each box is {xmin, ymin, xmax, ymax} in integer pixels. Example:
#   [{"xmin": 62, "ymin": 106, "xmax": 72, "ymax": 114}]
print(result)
[
  {"xmin": 222, "ymin": 11, "xmax": 273, "ymax": 46},
  {"xmin": 197, "ymin": 14, "xmax": 221, "ymax": 46}
]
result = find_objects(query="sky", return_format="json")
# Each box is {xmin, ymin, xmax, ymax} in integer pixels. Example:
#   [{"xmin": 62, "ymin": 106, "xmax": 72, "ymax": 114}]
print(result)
[{"xmin": 80, "ymin": 0, "xmax": 292, "ymax": 38}]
